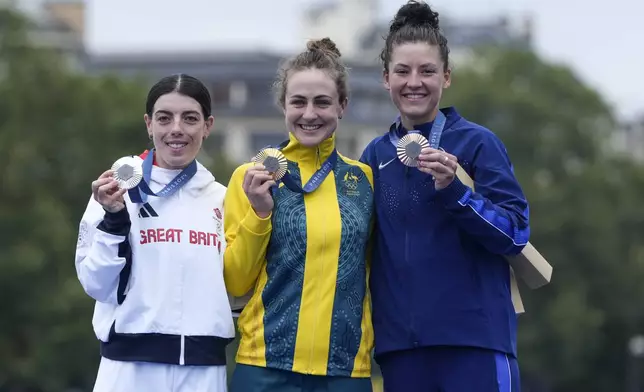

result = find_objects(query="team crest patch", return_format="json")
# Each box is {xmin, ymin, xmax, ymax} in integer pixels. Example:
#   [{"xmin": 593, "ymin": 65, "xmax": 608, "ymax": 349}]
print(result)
[
  {"xmin": 213, "ymin": 208, "xmax": 223, "ymax": 231},
  {"xmin": 342, "ymin": 169, "xmax": 362, "ymax": 197}
]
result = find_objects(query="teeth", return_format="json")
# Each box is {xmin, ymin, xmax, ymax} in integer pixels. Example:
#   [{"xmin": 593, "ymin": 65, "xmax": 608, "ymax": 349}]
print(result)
[
  {"xmin": 168, "ymin": 143, "xmax": 186, "ymax": 148},
  {"xmin": 405, "ymin": 94, "xmax": 426, "ymax": 98},
  {"xmin": 300, "ymin": 124, "xmax": 322, "ymax": 130}
]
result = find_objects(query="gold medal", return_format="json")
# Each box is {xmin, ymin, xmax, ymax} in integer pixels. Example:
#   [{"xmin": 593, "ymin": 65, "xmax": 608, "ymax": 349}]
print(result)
[
  {"xmin": 111, "ymin": 156, "xmax": 144, "ymax": 189},
  {"xmin": 251, "ymin": 148, "xmax": 288, "ymax": 180},
  {"xmin": 396, "ymin": 133, "xmax": 429, "ymax": 167}
]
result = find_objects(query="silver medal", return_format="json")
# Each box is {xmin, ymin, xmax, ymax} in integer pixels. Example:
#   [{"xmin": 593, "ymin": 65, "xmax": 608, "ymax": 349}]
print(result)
[{"xmin": 111, "ymin": 156, "xmax": 144, "ymax": 189}]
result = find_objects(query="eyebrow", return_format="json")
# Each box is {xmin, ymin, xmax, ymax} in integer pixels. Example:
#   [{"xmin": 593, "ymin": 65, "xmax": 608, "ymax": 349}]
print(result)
[
  {"xmin": 394, "ymin": 63, "xmax": 438, "ymax": 68},
  {"xmin": 154, "ymin": 109, "xmax": 201, "ymax": 116},
  {"xmin": 289, "ymin": 94, "xmax": 333, "ymax": 100}
]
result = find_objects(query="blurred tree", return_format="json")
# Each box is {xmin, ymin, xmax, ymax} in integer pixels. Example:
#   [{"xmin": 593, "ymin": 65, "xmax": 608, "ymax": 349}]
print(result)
[
  {"xmin": 443, "ymin": 47, "xmax": 644, "ymax": 391},
  {"xmin": 0, "ymin": 8, "xmax": 237, "ymax": 391},
  {"xmin": 4, "ymin": 5, "xmax": 644, "ymax": 391}
]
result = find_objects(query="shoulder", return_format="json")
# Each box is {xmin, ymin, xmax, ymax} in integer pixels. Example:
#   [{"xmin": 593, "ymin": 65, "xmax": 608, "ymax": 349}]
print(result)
[
  {"xmin": 364, "ymin": 134, "xmax": 387, "ymax": 151},
  {"xmin": 360, "ymin": 135, "xmax": 387, "ymax": 159},
  {"xmin": 449, "ymin": 116, "xmax": 516, "ymax": 175},
  {"xmin": 449, "ymin": 115, "xmax": 510, "ymax": 161},
  {"xmin": 452, "ymin": 116, "xmax": 504, "ymax": 146},
  {"xmin": 440, "ymin": 107, "xmax": 504, "ymax": 149}
]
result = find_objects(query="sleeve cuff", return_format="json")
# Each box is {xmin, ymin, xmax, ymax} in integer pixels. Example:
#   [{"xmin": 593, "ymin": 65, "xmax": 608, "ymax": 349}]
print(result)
[
  {"xmin": 435, "ymin": 176, "xmax": 472, "ymax": 209},
  {"xmin": 97, "ymin": 208, "xmax": 131, "ymax": 236},
  {"xmin": 241, "ymin": 207, "xmax": 272, "ymax": 235}
]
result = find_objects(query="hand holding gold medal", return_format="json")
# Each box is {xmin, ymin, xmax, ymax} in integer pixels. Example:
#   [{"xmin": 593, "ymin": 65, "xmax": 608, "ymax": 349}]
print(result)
[
  {"xmin": 242, "ymin": 147, "xmax": 288, "ymax": 218},
  {"xmin": 251, "ymin": 148, "xmax": 288, "ymax": 181}
]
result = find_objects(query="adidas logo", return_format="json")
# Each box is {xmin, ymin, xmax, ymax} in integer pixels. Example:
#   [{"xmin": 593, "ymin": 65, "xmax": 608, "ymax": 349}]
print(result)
[{"xmin": 138, "ymin": 203, "xmax": 159, "ymax": 218}]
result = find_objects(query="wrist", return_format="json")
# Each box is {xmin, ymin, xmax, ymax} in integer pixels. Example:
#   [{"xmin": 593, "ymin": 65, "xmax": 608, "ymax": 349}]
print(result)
[
  {"xmin": 104, "ymin": 204, "xmax": 124, "ymax": 214},
  {"xmin": 254, "ymin": 209, "xmax": 271, "ymax": 219}
]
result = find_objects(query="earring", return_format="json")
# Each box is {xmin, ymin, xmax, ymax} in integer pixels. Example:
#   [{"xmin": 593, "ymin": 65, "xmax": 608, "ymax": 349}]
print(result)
[{"xmin": 148, "ymin": 134, "xmax": 153, "ymax": 140}]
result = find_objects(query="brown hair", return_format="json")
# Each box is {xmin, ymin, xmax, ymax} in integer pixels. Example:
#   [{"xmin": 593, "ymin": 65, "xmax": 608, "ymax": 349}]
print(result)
[
  {"xmin": 381, "ymin": 1, "xmax": 450, "ymax": 72},
  {"xmin": 273, "ymin": 37, "xmax": 349, "ymax": 108}
]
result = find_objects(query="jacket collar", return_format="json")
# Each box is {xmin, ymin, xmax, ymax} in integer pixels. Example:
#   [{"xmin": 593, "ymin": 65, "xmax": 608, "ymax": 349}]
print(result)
[
  {"xmin": 389, "ymin": 106, "xmax": 461, "ymax": 139},
  {"xmin": 282, "ymin": 132, "xmax": 336, "ymax": 168}
]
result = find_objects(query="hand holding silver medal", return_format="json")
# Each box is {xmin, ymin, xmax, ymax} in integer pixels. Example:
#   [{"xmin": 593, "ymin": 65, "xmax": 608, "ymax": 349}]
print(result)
[{"xmin": 110, "ymin": 156, "xmax": 144, "ymax": 189}]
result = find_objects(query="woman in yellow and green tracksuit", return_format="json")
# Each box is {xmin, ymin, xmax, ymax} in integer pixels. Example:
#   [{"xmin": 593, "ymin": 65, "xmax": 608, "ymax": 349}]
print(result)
[{"xmin": 223, "ymin": 37, "xmax": 375, "ymax": 392}]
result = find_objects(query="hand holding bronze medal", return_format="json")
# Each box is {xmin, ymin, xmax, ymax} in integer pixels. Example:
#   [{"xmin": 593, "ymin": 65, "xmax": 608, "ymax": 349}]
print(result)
[
  {"xmin": 251, "ymin": 148, "xmax": 288, "ymax": 181},
  {"xmin": 396, "ymin": 133, "xmax": 430, "ymax": 167},
  {"xmin": 110, "ymin": 156, "xmax": 144, "ymax": 190}
]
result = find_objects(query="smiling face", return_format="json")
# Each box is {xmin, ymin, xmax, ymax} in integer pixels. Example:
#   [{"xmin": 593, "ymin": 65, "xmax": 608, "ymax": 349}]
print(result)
[
  {"xmin": 283, "ymin": 68, "xmax": 347, "ymax": 147},
  {"xmin": 144, "ymin": 92, "xmax": 213, "ymax": 169},
  {"xmin": 384, "ymin": 42, "xmax": 451, "ymax": 128}
]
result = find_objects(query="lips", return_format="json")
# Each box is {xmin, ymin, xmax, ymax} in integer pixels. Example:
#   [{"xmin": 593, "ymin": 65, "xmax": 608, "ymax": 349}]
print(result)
[
  {"xmin": 165, "ymin": 141, "xmax": 188, "ymax": 150},
  {"xmin": 298, "ymin": 124, "xmax": 323, "ymax": 131},
  {"xmin": 402, "ymin": 93, "xmax": 428, "ymax": 101}
]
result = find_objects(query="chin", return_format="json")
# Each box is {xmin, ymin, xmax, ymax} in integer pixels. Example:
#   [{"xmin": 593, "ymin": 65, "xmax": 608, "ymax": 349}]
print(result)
[
  {"xmin": 403, "ymin": 108, "xmax": 433, "ymax": 122},
  {"xmin": 294, "ymin": 132, "xmax": 325, "ymax": 147},
  {"xmin": 157, "ymin": 151, "xmax": 196, "ymax": 169}
]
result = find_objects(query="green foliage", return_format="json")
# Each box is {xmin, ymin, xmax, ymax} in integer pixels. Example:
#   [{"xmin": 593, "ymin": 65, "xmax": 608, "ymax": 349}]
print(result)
[
  {"xmin": 444, "ymin": 48, "xmax": 644, "ymax": 391},
  {"xmin": 3, "ymin": 7, "xmax": 644, "ymax": 392},
  {"xmin": 0, "ymin": 8, "xmax": 236, "ymax": 391}
]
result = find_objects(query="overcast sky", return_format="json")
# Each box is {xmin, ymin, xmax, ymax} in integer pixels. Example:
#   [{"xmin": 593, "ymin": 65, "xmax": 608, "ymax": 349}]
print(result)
[{"xmin": 82, "ymin": 0, "xmax": 643, "ymax": 120}]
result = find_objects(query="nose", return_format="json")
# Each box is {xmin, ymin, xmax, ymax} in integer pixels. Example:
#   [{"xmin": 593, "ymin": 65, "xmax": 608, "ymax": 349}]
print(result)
[
  {"xmin": 170, "ymin": 115, "xmax": 183, "ymax": 134},
  {"xmin": 407, "ymin": 71, "xmax": 422, "ymax": 88},
  {"xmin": 302, "ymin": 103, "xmax": 317, "ymax": 121}
]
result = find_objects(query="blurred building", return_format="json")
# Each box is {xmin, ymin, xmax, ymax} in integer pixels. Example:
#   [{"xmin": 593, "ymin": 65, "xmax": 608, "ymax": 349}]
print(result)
[
  {"xmin": 614, "ymin": 114, "xmax": 644, "ymax": 162},
  {"xmin": 301, "ymin": 0, "xmax": 534, "ymax": 66},
  {"xmin": 1, "ymin": 0, "xmax": 85, "ymax": 69},
  {"xmin": 84, "ymin": 0, "xmax": 534, "ymax": 163}
]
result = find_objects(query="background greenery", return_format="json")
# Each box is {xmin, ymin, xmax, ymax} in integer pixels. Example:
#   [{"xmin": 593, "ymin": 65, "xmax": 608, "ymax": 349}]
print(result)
[{"xmin": 2, "ymin": 7, "xmax": 644, "ymax": 392}]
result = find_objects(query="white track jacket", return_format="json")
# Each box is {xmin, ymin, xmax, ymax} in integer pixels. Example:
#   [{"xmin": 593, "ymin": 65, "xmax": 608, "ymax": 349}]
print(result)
[{"xmin": 75, "ymin": 156, "xmax": 235, "ymax": 366}]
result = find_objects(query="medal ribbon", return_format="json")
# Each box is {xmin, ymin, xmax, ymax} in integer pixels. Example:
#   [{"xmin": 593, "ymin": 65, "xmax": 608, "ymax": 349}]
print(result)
[
  {"xmin": 128, "ymin": 148, "xmax": 197, "ymax": 204},
  {"xmin": 266, "ymin": 140, "xmax": 337, "ymax": 194},
  {"xmin": 389, "ymin": 110, "xmax": 447, "ymax": 149}
]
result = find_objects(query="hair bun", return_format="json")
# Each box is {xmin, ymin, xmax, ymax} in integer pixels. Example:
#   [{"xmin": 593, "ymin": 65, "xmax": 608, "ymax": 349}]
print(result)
[
  {"xmin": 306, "ymin": 37, "xmax": 342, "ymax": 58},
  {"xmin": 390, "ymin": 1, "xmax": 440, "ymax": 33}
]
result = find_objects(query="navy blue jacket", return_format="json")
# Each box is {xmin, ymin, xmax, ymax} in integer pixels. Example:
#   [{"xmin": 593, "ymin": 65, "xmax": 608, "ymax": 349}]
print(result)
[{"xmin": 359, "ymin": 107, "xmax": 529, "ymax": 359}]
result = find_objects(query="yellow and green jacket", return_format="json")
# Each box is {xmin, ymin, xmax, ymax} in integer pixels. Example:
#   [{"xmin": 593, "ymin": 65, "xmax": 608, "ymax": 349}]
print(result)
[{"xmin": 223, "ymin": 133, "xmax": 374, "ymax": 378}]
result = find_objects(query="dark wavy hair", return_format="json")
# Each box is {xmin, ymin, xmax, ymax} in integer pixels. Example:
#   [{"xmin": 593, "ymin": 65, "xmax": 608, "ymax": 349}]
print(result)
[{"xmin": 380, "ymin": 1, "xmax": 450, "ymax": 72}]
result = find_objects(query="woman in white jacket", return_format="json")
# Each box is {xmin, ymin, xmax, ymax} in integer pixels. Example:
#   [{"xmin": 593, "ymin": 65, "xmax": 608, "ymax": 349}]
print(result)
[{"xmin": 75, "ymin": 74, "xmax": 234, "ymax": 392}]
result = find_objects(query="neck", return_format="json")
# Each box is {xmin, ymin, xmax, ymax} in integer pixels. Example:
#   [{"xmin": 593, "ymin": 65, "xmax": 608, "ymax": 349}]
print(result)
[{"xmin": 401, "ymin": 106, "xmax": 439, "ymax": 131}]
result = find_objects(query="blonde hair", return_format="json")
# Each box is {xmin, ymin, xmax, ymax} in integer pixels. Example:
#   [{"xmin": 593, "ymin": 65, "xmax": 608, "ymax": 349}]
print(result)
[{"xmin": 273, "ymin": 37, "xmax": 349, "ymax": 108}]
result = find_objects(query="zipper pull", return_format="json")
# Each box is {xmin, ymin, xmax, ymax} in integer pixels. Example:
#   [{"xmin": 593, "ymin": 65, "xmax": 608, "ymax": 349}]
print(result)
[{"xmin": 316, "ymin": 147, "xmax": 321, "ymax": 169}]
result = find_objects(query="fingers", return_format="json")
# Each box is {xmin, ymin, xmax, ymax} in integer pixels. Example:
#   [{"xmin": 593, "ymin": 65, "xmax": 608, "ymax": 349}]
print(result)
[
  {"xmin": 99, "ymin": 170, "xmax": 115, "ymax": 179},
  {"xmin": 243, "ymin": 165, "xmax": 275, "ymax": 196},
  {"xmin": 418, "ymin": 148, "xmax": 457, "ymax": 172},
  {"xmin": 257, "ymin": 179, "xmax": 277, "ymax": 194},
  {"xmin": 114, "ymin": 187, "xmax": 127, "ymax": 199},
  {"xmin": 91, "ymin": 177, "xmax": 113, "ymax": 194},
  {"xmin": 91, "ymin": 170, "xmax": 117, "ymax": 193},
  {"xmin": 420, "ymin": 161, "xmax": 452, "ymax": 175},
  {"xmin": 96, "ymin": 180, "xmax": 120, "ymax": 200},
  {"xmin": 250, "ymin": 172, "xmax": 275, "ymax": 191}
]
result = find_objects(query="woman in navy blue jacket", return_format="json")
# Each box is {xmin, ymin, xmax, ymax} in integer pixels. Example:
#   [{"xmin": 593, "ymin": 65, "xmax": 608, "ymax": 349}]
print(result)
[{"xmin": 360, "ymin": 2, "xmax": 528, "ymax": 391}]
